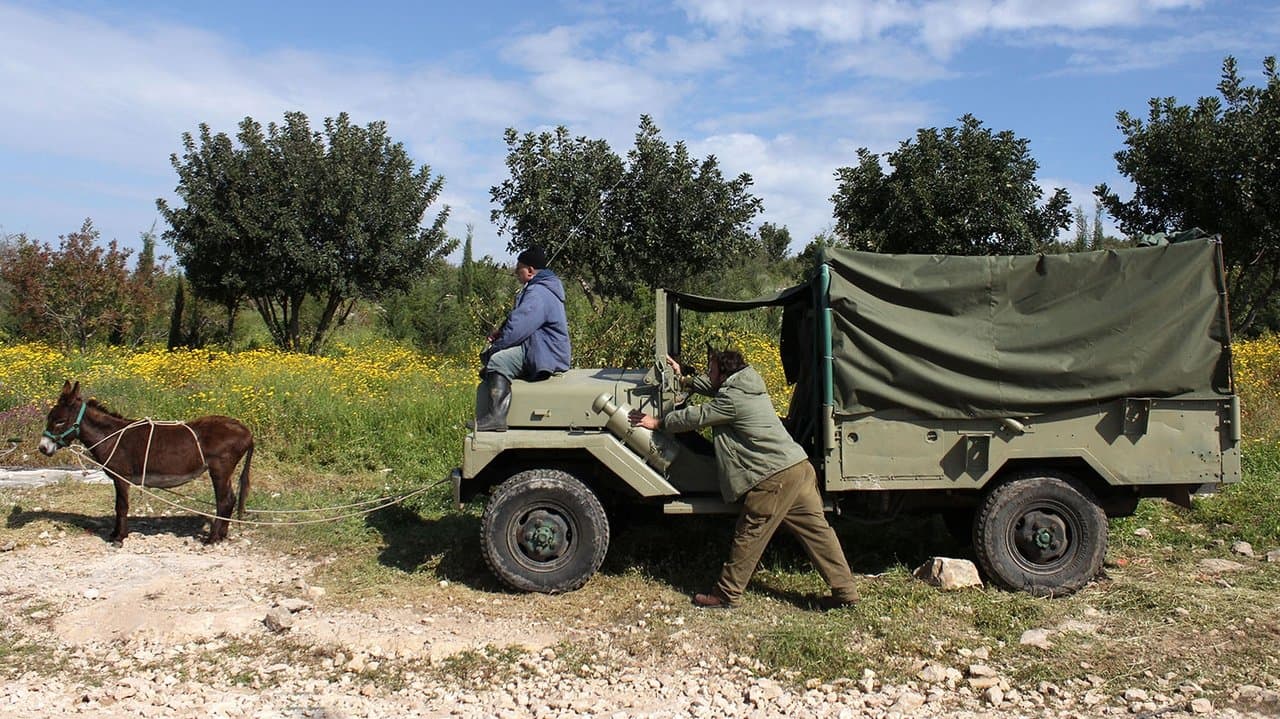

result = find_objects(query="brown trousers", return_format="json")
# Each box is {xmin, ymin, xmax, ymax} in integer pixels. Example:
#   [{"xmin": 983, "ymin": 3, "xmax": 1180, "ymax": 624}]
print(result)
[{"xmin": 715, "ymin": 460, "xmax": 859, "ymax": 604}]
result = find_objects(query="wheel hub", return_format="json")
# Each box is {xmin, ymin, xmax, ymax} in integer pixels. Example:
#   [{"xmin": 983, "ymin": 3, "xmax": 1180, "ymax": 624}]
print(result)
[
  {"xmin": 518, "ymin": 509, "xmax": 570, "ymax": 562},
  {"xmin": 1014, "ymin": 510, "xmax": 1069, "ymax": 565}
]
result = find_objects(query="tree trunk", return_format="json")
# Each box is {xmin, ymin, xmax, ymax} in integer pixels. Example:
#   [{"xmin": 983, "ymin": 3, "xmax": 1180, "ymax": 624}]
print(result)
[
  {"xmin": 307, "ymin": 291, "xmax": 344, "ymax": 355},
  {"xmin": 167, "ymin": 281, "xmax": 185, "ymax": 350}
]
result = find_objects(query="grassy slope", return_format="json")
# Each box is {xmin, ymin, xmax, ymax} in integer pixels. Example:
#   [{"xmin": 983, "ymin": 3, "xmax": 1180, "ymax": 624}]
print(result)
[{"xmin": 3, "ymin": 339, "xmax": 1279, "ymax": 701}]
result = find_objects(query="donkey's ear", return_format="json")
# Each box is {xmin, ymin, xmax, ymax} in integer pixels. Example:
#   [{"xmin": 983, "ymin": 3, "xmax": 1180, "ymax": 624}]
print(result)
[
  {"xmin": 70, "ymin": 381, "xmax": 80, "ymax": 397},
  {"xmin": 61, "ymin": 379, "xmax": 73, "ymax": 395}
]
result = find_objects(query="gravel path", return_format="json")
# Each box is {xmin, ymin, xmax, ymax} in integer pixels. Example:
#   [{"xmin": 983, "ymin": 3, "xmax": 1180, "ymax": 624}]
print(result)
[{"xmin": 1, "ymin": 504, "xmax": 1277, "ymax": 717}]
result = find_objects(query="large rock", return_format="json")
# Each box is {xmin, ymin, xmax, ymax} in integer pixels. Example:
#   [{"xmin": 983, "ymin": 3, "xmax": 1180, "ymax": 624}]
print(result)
[
  {"xmin": 263, "ymin": 608, "xmax": 294, "ymax": 633},
  {"xmin": 913, "ymin": 557, "xmax": 983, "ymax": 590},
  {"xmin": 1198, "ymin": 558, "xmax": 1246, "ymax": 574}
]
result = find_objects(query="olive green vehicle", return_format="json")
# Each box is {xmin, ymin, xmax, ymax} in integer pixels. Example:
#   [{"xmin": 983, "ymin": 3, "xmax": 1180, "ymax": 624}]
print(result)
[{"xmin": 453, "ymin": 236, "xmax": 1239, "ymax": 596}]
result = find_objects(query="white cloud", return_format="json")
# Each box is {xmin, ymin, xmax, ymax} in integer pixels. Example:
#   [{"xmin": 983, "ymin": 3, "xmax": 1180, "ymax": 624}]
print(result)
[
  {"xmin": 0, "ymin": 3, "xmax": 539, "ymax": 257},
  {"xmin": 502, "ymin": 25, "xmax": 679, "ymax": 128},
  {"xmin": 678, "ymin": 0, "xmax": 1204, "ymax": 59}
]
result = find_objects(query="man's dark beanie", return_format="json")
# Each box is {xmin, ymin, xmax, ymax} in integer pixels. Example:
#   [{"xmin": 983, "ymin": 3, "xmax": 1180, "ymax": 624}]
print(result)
[{"xmin": 517, "ymin": 246, "xmax": 548, "ymax": 270}]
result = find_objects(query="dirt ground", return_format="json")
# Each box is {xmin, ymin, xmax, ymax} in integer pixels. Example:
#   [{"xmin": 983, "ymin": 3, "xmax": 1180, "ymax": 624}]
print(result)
[{"xmin": 2, "ymin": 472, "xmax": 1277, "ymax": 718}]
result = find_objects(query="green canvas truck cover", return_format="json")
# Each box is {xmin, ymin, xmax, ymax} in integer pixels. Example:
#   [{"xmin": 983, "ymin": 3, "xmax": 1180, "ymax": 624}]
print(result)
[{"xmin": 823, "ymin": 238, "xmax": 1233, "ymax": 419}]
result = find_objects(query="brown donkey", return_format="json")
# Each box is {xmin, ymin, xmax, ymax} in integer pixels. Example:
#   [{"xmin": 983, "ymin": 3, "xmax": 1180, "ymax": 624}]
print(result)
[{"xmin": 38, "ymin": 381, "xmax": 254, "ymax": 544}]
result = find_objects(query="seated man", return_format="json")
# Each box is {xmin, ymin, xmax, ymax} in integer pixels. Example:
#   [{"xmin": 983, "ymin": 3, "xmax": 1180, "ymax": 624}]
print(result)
[{"xmin": 471, "ymin": 246, "xmax": 571, "ymax": 432}]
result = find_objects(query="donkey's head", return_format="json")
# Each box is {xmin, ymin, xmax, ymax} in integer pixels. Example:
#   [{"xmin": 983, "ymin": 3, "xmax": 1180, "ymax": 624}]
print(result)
[{"xmin": 39, "ymin": 380, "xmax": 84, "ymax": 455}]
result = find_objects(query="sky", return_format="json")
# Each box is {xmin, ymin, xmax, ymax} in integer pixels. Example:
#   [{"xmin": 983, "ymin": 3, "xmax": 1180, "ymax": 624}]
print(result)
[{"xmin": 1, "ymin": 0, "xmax": 1277, "ymax": 263}]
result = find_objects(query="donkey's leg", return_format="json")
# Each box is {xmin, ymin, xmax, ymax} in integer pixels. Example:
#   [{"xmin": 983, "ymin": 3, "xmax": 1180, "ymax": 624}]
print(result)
[
  {"xmin": 108, "ymin": 478, "xmax": 130, "ymax": 543},
  {"xmin": 207, "ymin": 462, "xmax": 235, "ymax": 543}
]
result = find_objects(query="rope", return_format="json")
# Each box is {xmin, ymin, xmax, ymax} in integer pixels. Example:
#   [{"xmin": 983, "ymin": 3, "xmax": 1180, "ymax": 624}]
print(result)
[
  {"xmin": 86, "ymin": 417, "xmax": 205, "ymax": 489},
  {"xmin": 154, "ymin": 487, "xmax": 413, "ymax": 515},
  {"xmin": 65, "ymin": 444, "xmax": 448, "ymax": 527}
]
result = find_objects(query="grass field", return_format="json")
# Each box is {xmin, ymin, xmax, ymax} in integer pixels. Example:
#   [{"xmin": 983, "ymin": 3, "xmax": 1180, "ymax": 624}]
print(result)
[{"xmin": 3, "ymin": 335, "xmax": 1280, "ymax": 699}]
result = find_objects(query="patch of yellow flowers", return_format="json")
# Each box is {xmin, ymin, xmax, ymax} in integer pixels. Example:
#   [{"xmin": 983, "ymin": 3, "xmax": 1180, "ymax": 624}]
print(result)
[
  {"xmin": 0, "ymin": 341, "xmax": 476, "ymax": 427},
  {"xmin": 1, "ymin": 335, "xmax": 1275, "ymax": 428}
]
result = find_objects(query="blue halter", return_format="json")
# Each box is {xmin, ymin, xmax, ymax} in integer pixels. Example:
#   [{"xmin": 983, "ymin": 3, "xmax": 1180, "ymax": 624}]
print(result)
[{"xmin": 43, "ymin": 401, "xmax": 87, "ymax": 448}]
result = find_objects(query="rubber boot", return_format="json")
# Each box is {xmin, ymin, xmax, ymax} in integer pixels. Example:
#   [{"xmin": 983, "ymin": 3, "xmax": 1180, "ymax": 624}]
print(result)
[{"xmin": 471, "ymin": 373, "xmax": 511, "ymax": 432}]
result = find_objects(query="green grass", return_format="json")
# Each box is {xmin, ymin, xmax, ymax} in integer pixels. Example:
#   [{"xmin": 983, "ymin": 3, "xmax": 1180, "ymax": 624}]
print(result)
[{"xmin": 5, "ymin": 337, "xmax": 1280, "ymax": 700}]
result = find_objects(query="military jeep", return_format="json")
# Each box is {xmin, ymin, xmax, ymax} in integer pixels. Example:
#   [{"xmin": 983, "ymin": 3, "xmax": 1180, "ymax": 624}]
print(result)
[{"xmin": 453, "ymin": 237, "xmax": 1239, "ymax": 596}]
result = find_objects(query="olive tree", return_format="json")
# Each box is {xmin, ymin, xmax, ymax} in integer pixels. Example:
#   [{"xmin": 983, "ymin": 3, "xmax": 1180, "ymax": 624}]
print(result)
[
  {"xmin": 1097, "ymin": 56, "xmax": 1280, "ymax": 335},
  {"xmin": 158, "ymin": 112, "xmax": 454, "ymax": 353},
  {"xmin": 490, "ymin": 116, "xmax": 763, "ymax": 304},
  {"xmin": 831, "ymin": 114, "xmax": 1071, "ymax": 255}
]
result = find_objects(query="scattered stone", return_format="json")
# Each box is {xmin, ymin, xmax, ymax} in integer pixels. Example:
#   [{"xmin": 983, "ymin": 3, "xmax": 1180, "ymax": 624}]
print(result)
[
  {"xmin": 917, "ymin": 664, "xmax": 950, "ymax": 684},
  {"xmin": 1123, "ymin": 688, "xmax": 1149, "ymax": 702},
  {"xmin": 276, "ymin": 598, "xmax": 311, "ymax": 613},
  {"xmin": 1133, "ymin": 528, "xmax": 1153, "ymax": 539},
  {"xmin": 1231, "ymin": 541, "xmax": 1255, "ymax": 557},
  {"xmin": 968, "ymin": 664, "xmax": 998, "ymax": 678},
  {"xmin": 1237, "ymin": 685, "xmax": 1264, "ymax": 701},
  {"xmin": 1267, "ymin": 549, "xmax": 1280, "ymax": 563},
  {"xmin": 1019, "ymin": 628, "xmax": 1053, "ymax": 649},
  {"xmin": 969, "ymin": 677, "xmax": 1000, "ymax": 690},
  {"xmin": 263, "ymin": 608, "xmax": 294, "ymax": 632},
  {"xmin": 304, "ymin": 585, "xmax": 327, "ymax": 600},
  {"xmin": 1198, "ymin": 558, "xmax": 1246, "ymax": 574},
  {"xmin": 1, "ymin": 540, "xmax": 16, "ymax": 551},
  {"xmin": 913, "ymin": 557, "xmax": 983, "ymax": 590},
  {"xmin": 891, "ymin": 692, "xmax": 925, "ymax": 712},
  {"xmin": 1189, "ymin": 697, "xmax": 1213, "ymax": 714},
  {"xmin": 984, "ymin": 686, "xmax": 1004, "ymax": 706}
]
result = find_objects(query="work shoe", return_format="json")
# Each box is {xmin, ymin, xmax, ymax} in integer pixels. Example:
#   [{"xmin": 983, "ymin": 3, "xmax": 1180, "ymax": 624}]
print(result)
[
  {"xmin": 817, "ymin": 593, "xmax": 859, "ymax": 611},
  {"xmin": 692, "ymin": 591, "xmax": 733, "ymax": 609}
]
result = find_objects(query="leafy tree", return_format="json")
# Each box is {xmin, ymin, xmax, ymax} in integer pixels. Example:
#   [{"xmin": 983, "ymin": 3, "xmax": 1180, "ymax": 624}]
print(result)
[
  {"xmin": 1097, "ymin": 56, "xmax": 1280, "ymax": 335},
  {"xmin": 795, "ymin": 229, "xmax": 850, "ymax": 271},
  {"xmin": 757, "ymin": 222, "xmax": 793, "ymax": 262},
  {"xmin": 158, "ymin": 111, "xmax": 455, "ymax": 353},
  {"xmin": 831, "ymin": 114, "xmax": 1072, "ymax": 255},
  {"xmin": 0, "ymin": 220, "xmax": 162, "ymax": 350},
  {"xmin": 382, "ymin": 251, "xmax": 514, "ymax": 355},
  {"xmin": 490, "ymin": 115, "xmax": 763, "ymax": 304}
]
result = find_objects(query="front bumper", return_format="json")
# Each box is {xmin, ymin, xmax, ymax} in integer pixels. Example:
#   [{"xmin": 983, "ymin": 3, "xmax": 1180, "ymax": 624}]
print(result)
[{"xmin": 449, "ymin": 467, "xmax": 463, "ymax": 510}]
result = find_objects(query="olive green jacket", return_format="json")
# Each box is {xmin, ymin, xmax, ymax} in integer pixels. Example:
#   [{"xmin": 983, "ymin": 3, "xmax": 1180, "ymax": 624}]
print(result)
[{"xmin": 662, "ymin": 366, "xmax": 809, "ymax": 503}]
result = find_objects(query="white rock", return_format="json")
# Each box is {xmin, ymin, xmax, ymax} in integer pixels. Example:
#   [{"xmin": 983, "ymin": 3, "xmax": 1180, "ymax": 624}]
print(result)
[
  {"xmin": 1019, "ymin": 628, "xmax": 1053, "ymax": 649},
  {"xmin": 1231, "ymin": 541, "xmax": 1255, "ymax": 557},
  {"xmin": 913, "ymin": 557, "xmax": 983, "ymax": 590},
  {"xmin": 1198, "ymin": 558, "xmax": 1246, "ymax": 573},
  {"xmin": 1123, "ymin": 688, "xmax": 1149, "ymax": 702},
  {"xmin": 276, "ymin": 598, "xmax": 311, "ymax": 613},
  {"xmin": 1133, "ymin": 528, "xmax": 1152, "ymax": 538},
  {"xmin": 917, "ymin": 664, "xmax": 950, "ymax": 684},
  {"xmin": 1266, "ymin": 549, "xmax": 1280, "ymax": 563},
  {"xmin": 1189, "ymin": 698, "xmax": 1213, "ymax": 714},
  {"xmin": 984, "ymin": 686, "xmax": 1004, "ymax": 705},
  {"xmin": 263, "ymin": 608, "xmax": 294, "ymax": 632},
  {"xmin": 892, "ymin": 692, "xmax": 925, "ymax": 712}
]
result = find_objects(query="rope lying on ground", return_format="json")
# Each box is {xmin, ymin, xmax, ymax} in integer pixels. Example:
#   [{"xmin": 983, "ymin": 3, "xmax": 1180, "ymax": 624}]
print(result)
[{"xmin": 65, "ymin": 443, "xmax": 449, "ymax": 527}]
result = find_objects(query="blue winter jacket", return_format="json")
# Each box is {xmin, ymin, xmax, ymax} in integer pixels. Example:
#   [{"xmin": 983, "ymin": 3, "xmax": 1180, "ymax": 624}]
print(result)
[{"xmin": 490, "ymin": 269, "xmax": 571, "ymax": 378}]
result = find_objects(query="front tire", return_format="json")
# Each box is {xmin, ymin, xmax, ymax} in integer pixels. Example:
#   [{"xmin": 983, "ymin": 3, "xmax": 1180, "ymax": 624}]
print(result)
[
  {"xmin": 974, "ymin": 472, "xmax": 1107, "ymax": 596},
  {"xmin": 480, "ymin": 468, "xmax": 610, "ymax": 593}
]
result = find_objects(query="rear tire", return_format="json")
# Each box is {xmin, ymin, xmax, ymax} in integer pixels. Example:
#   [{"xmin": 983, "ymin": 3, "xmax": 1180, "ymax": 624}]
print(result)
[
  {"xmin": 481, "ymin": 468, "xmax": 610, "ymax": 593},
  {"xmin": 974, "ymin": 472, "xmax": 1106, "ymax": 596}
]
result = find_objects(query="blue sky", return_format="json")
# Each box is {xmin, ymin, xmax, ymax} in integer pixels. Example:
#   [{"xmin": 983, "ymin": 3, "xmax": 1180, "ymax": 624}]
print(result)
[{"xmin": 1, "ymin": 0, "xmax": 1277, "ymax": 262}]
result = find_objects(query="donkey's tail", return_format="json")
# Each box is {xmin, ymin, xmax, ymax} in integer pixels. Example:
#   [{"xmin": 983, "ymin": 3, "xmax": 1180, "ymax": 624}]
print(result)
[{"xmin": 236, "ymin": 440, "xmax": 254, "ymax": 519}]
